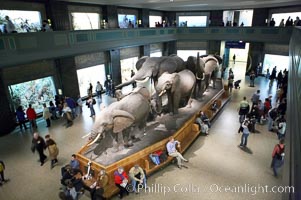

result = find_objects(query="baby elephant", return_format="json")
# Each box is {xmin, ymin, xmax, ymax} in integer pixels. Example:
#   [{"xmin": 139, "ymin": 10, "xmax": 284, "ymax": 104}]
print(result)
[{"xmin": 156, "ymin": 69, "xmax": 196, "ymax": 115}]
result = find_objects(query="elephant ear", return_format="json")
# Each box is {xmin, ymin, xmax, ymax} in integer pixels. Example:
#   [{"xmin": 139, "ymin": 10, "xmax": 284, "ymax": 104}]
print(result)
[
  {"xmin": 171, "ymin": 73, "xmax": 180, "ymax": 93},
  {"xmin": 112, "ymin": 110, "xmax": 135, "ymax": 133}
]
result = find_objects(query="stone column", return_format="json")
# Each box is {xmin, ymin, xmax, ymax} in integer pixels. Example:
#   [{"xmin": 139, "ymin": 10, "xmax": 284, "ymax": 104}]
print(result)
[
  {"xmin": 138, "ymin": 9, "xmax": 150, "ymax": 28},
  {"xmin": 140, "ymin": 45, "xmax": 150, "ymax": 57},
  {"xmin": 0, "ymin": 69, "xmax": 16, "ymax": 135},
  {"xmin": 208, "ymin": 40, "xmax": 221, "ymax": 55},
  {"xmin": 163, "ymin": 41, "xmax": 177, "ymax": 56},
  {"xmin": 210, "ymin": 10, "xmax": 223, "ymax": 26},
  {"xmin": 109, "ymin": 49, "xmax": 122, "ymax": 85},
  {"xmin": 252, "ymin": 8, "xmax": 269, "ymax": 27},
  {"xmin": 45, "ymin": 0, "xmax": 71, "ymax": 31},
  {"xmin": 55, "ymin": 57, "xmax": 80, "ymax": 99},
  {"xmin": 103, "ymin": 5, "xmax": 118, "ymax": 28},
  {"xmin": 247, "ymin": 42, "xmax": 264, "ymax": 73}
]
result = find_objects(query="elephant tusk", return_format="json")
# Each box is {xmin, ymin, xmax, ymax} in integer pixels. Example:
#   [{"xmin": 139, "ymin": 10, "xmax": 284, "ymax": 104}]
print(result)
[
  {"xmin": 82, "ymin": 132, "xmax": 91, "ymax": 139},
  {"xmin": 136, "ymin": 76, "xmax": 150, "ymax": 83},
  {"xmin": 201, "ymin": 73, "xmax": 205, "ymax": 80},
  {"xmin": 87, "ymin": 133, "xmax": 101, "ymax": 146},
  {"xmin": 159, "ymin": 90, "xmax": 166, "ymax": 97}
]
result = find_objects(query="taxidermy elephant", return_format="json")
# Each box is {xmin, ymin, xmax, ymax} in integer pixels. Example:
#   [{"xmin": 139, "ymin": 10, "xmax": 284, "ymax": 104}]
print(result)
[
  {"xmin": 87, "ymin": 87, "xmax": 150, "ymax": 151},
  {"xmin": 116, "ymin": 55, "xmax": 186, "ymax": 89},
  {"xmin": 201, "ymin": 55, "xmax": 222, "ymax": 91},
  {"xmin": 155, "ymin": 69, "xmax": 196, "ymax": 115},
  {"xmin": 185, "ymin": 52, "xmax": 206, "ymax": 98}
]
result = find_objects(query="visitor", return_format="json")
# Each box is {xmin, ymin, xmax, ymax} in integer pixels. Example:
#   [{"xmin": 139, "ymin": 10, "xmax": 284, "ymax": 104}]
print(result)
[
  {"xmin": 65, "ymin": 96, "xmax": 77, "ymax": 119},
  {"xmin": 45, "ymin": 134, "xmax": 59, "ymax": 169},
  {"xmin": 271, "ymin": 139, "xmax": 285, "ymax": 177},
  {"xmin": 285, "ymin": 17, "xmax": 292, "ymax": 26},
  {"xmin": 41, "ymin": 20, "xmax": 52, "ymax": 32},
  {"xmin": 279, "ymin": 19, "xmax": 285, "ymax": 27},
  {"xmin": 198, "ymin": 111, "xmax": 211, "ymax": 128},
  {"xmin": 89, "ymin": 170, "xmax": 108, "ymax": 200},
  {"xmin": 166, "ymin": 137, "xmax": 188, "ymax": 169},
  {"xmin": 114, "ymin": 167, "xmax": 129, "ymax": 199},
  {"xmin": 49, "ymin": 101, "xmax": 58, "ymax": 120},
  {"xmin": 86, "ymin": 95, "xmax": 96, "ymax": 117},
  {"xmin": 294, "ymin": 16, "xmax": 301, "ymax": 26},
  {"xmin": 268, "ymin": 107, "xmax": 278, "ymax": 132},
  {"xmin": 43, "ymin": 103, "xmax": 51, "ymax": 127},
  {"xmin": 104, "ymin": 78, "xmax": 110, "ymax": 95},
  {"xmin": 0, "ymin": 160, "xmax": 8, "ymax": 186},
  {"xmin": 26, "ymin": 104, "xmax": 37, "ymax": 129},
  {"xmin": 239, "ymin": 119, "xmax": 250, "ymax": 148},
  {"xmin": 238, "ymin": 97, "xmax": 250, "ymax": 123},
  {"xmin": 16, "ymin": 105, "xmax": 27, "ymax": 131},
  {"xmin": 228, "ymin": 76, "xmax": 234, "ymax": 93},
  {"xmin": 251, "ymin": 90, "xmax": 260, "ymax": 107},
  {"xmin": 276, "ymin": 70, "xmax": 283, "ymax": 89},
  {"xmin": 88, "ymin": 83, "xmax": 93, "ymax": 96},
  {"xmin": 31, "ymin": 132, "xmax": 47, "ymax": 166},
  {"xmin": 129, "ymin": 164, "xmax": 147, "ymax": 194},
  {"xmin": 76, "ymin": 95, "xmax": 83, "ymax": 114},
  {"xmin": 62, "ymin": 102, "xmax": 73, "ymax": 128},
  {"xmin": 96, "ymin": 81, "xmax": 103, "ymax": 100},
  {"xmin": 232, "ymin": 54, "xmax": 236, "ymax": 64},
  {"xmin": 70, "ymin": 154, "xmax": 80, "ymax": 170},
  {"xmin": 5, "ymin": 16, "xmax": 16, "ymax": 33},
  {"xmin": 269, "ymin": 66, "xmax": 277, "ymax": 87},
  {"xmin": 277, "ymin": 118, "xmax": 286, "ymax": 140},
  {"xmin": 249, "ymin": 70, "xmax": 256, "ymax": 87},
  {"xmin": 269, "ymin": 18, "xmax": 275, "ymax": 27}
]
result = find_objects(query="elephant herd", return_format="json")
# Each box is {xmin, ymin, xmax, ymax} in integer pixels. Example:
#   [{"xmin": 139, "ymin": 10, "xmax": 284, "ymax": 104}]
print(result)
[{"xmin": 87, "ymin": 54, "xmax": 222, "ymax": 152}]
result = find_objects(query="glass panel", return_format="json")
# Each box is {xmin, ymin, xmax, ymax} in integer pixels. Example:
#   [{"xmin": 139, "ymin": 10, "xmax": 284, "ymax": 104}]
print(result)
[
  {"xmin": 0, "ymin": 10, "xmax": 42, "ymax": 32},
  {"xmin": 8, "ymin": 76, "xmax": 56, "ymax": 114},
  {"xmin": 178, "ymin": 16, "xmax": 207, "ymax": 27},
  {"xmin": 71, "ymin": 12, "xmax": 100, "ymax": 30},
  {"xmin": 177, "ymin": 50, "xmax": 207, "ymax": 61},
  {"xmin": 76, "ymin": 65, "xmax": 106, "ymax": 97},
  {"xmin": 263, "ymin": 54, "xmax": 289, "ymax": 75},
  {"xmin": 118, "ymin": 14, "xmax": 136, "ymax": 28},
  {"xmin": 150, "ymin": 51, "xmax": 162, "ymax": 57},
  {"xmin": 120, "ymin": 57, "xmax": 138, "ymax": 83},
  {"xmin": 149, "ymin": 16, "xmax": 162, "ymax": 28},
  {"xmin": 271, "ymin": 12, "xmax": 301, "ymax": 27}
]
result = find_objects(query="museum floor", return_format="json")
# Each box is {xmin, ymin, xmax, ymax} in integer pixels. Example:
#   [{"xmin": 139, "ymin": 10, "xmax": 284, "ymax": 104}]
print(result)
[{"xmin": 0, "ymin": 62, "xmax": 283, "ymax": 200}]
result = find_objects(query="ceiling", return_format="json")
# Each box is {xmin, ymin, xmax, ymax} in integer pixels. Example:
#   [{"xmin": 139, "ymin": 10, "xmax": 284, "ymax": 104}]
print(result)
[{"xmin": 62, "ymin": 0, "xmax": 301, "ymax": 11}]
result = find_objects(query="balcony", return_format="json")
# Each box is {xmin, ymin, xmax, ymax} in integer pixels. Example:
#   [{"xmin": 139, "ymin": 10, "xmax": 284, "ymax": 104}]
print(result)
[{"xmin": 0, "ymin": 27, "xmax": 293, "ymax": 68}]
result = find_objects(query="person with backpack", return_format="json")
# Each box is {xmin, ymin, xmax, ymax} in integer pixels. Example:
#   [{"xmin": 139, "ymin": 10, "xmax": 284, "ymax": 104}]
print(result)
[
  {"xmin": 271, "ymin": 139, "xmax": 285, "ymax": 177},
  {"xmin": 268, "ymin": 107, "xmax": 278, "ymax": 131},
  {"xmin": 96, "ymin": 81, "xmax": 103, "ymax": 100},
  {"xmin": 239, "ymin": 119, "xmax": 250, "ymax": 148},
  {"xmin": 114, "ymin": 167, "xmax": 129, "ymax": 199}
]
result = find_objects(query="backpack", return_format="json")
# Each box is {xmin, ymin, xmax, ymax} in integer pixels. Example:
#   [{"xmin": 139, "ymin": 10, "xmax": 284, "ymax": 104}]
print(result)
[
  {"xmin": 275, "ymin": 144, "xmax": 285, "ymax": 160},
  {"xmin": 149, "ymin": 154, "xmax": 160, "ymax": 165},
  {"xmin": 92, "ymin": 99, "xmax": 96, "ymax": 105}
]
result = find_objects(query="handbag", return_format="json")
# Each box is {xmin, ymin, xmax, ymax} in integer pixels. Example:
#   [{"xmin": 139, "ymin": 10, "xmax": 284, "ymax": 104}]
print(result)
[{"xmin": 120, "ymin": 182, "xmax": 127, "ymax": 188}]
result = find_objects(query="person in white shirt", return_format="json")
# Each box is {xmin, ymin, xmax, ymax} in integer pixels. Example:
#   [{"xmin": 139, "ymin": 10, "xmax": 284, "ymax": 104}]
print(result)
[
  {"xmin": 5, "ymin": 16, "xmax": 16, "ymax": 33},
  {"xmin": 62, "ymin": 103, "xmax": 73, "ymax": 127},
  {"xmin": 277, "ymin": 118, "xmax": 286, "ymax": 140},
  {"xmin": 77, "ymin": 95, "xmax": 83, "ymax": 114},
  {"xmin": 166, "ymin": 137, "xmax": 188, "ymax": 169}
]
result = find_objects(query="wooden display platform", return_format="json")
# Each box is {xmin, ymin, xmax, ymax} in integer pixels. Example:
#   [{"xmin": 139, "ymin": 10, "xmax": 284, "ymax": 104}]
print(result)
[{"xmin": 76, "ymin": 81, "xmax": 230, "ymax": 199}]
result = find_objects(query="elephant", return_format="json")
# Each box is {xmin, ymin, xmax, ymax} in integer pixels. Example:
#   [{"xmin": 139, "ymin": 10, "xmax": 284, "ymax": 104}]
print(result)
[
  {"xmin": 201, "ymin": 55, "xmax": 222, "ymax": 91},
  {"xmin": 185, "ymin": 52, "xmax": 206, "ymax": 98},
  {"xmin": 116, "ymin": 55, "xmax": 186, "ymax": 89},
  {"xmin": 87, "ymin": 87, "xmax": 150, "ymax": 151},
  {"xmin": 155, "ymin": 69, "xmax": 196, "ymax": 115}
]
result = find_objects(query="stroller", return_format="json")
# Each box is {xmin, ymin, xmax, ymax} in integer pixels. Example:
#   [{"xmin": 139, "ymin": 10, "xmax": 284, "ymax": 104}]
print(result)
[{"xmin": 234, "ymin": 80, "xmax": 241, "ymax": 89}]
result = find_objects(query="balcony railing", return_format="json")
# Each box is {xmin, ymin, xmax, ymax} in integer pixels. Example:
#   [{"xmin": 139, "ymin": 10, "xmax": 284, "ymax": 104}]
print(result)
[{"xmin": 0, "ymin": 27, "xmax": 293, "ymax": 68}]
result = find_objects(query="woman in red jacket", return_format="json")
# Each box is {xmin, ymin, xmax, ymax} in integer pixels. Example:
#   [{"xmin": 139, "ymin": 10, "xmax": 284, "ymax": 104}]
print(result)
[
  {"xmin": 114, "ymin": 167, "xmax": 129, "ymax": 198},
  {"xmin": 26, "ymin": 104, "xmax": 37, "ymax": 129}
]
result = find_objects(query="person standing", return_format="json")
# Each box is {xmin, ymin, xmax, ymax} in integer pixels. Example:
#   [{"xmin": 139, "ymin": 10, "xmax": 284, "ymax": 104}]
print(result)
[
  {"xmin": 62, "ymin": 103, "xmax": 73, "ymax": 128},
  {"xmin": 65, "ymin": 96, "xmax": 77, "ymax": 119},
  {"xmin": 96, "ymin": 81, "xmax": 103, "ymax": 100},
  {"xmin": 26, "ymin": 104, "xmax": 37, "ymax": 129},
  {"xmin": 239, "ymin": 119, "xmax": 250, "ymax": 147},
  {"xmin": 271, "ymin": 139, "xmax": 285, "ymax": 177},
  {"xmin": 0, "ymin": 160, "xmax": 9, "ymax": 186},
  {"xmin": 32, "ymin": 132, "xmax": 47, "ymax": 166},
  {"xmin": 87, "ymin": 95, "xmax": 96, "ymax": 117},
  {"xmin": 43, "ymin": 103, "xmax": 51, "ymax": 127},
  {"xmin": 16, "ymin": 106, "xmax": 27, "ymax": 131},
  {"xmin": 277, "ymin": 70, "xmax": 283, "ymax": 89},
  {"xmin": 5, "ymin": 16, "xmax": 16, "ymax": 33},
  {"xmin": 279, "ymin": 19, "xmax": 285, "ymax": 27},
  {"xmin": 269, "ymin": 18, "xmax": 275, "ymax": 27},
  {"xmin": 277, "ymin": 118, "xmax": 286, "ymax": 140},
  {"xmin": 104, "ymin": 78, "xmax": 110, "ymax": 95},
  {"xmin": 41, "ymin": 20, "xmax": 52, "ymax": 32},
  {"xmin": 232, "ymin": 54, "xmax": 236, "ymax": 64},
  {"xmin": 45, "ymin": 135, "xmax": 59, "ymax": 169},
  {"xmin": 77, "ymin": 95, "xmax": 83, "ymax": 114},
  {"xmin": 49, "ymin": 101, "xmax": 58, "ymax": 120},
  {"xmin": 166, "ymin": 137, "xmax": 188, "ymax": 169},
  {"xmin": 249, "ymin": 70, "xmax": 256, "ymax": 87},
  {"xmin": 251, "ymin": 90, "xmax": 260, "ymax": 107},
  {"xmin": 88, "ymin": 83, "xmax": 93, "ymax": 96}
]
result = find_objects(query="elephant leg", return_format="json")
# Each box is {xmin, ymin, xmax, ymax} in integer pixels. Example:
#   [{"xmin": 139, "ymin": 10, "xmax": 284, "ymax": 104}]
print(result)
[
  {"xmin": 167, "ymin": 92, "xmax": 174, "ymax": 115},
  {"xmin": 123, "ymin": 128, "xmax": 133, "ymax": 148},
  {"xmin": 173, "ymin": 93, "xmax": 181, "ymax": 115}
]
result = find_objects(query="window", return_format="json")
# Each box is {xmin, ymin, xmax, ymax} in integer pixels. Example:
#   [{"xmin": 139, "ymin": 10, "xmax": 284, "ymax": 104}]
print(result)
[
  {"xmin": 0, "ymin": 10, "xmax": 42, "ymax": 32},
  {"xmin": 178, "ymin": 16, "xmax": 207, "ymax": 27},
  {"xmin": 118, "ymin": 14, "xmax": 136, "ymax": 28},
  {"xmin": 177, "ymin": 50, "xmax": 207, "ymax": 61},
  {"xmin": 8, "ymin": 76, "xmax": 56, "ymax": 114},
  {"xmin": 120, "ymin": 57, "xmax": 138, "ymax": 83},
  {"xmin": 77, "ymin": 65, "xmax": 106, "ymax": 97},
  {"xmin": 263, "ymin": 54, "xmax": 289, "ymax": 75},
  {"xmin": 71, "ymin": 12, "xmax": 100, "ymax": 30},
  {"xmin": 149, "ymin": 16, "xmax": 162, "ymax": 27},
  {"xmin": 271, "ymin": 12, "xmax": 301, "ymax": 26},
  {"xmin": 150, "ymin": 51, "xmax": 162, "ymax": 57}
]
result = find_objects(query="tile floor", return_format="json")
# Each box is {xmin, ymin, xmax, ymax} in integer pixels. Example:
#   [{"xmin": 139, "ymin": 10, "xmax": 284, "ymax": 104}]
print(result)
[{"xmin": 0, "ymin": 62, "xmax": 285, "ymax": 200}]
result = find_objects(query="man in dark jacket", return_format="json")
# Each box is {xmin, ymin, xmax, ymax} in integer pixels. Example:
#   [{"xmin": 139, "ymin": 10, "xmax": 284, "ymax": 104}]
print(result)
[{"xmin": 32, "ymin": 132, "xmax": 47, "ymax": 166}]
